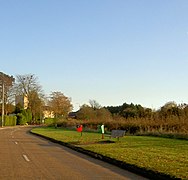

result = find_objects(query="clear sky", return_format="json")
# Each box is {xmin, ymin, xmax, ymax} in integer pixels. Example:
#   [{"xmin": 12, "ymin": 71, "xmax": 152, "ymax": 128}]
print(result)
[{"xmin": 1, "ymin": 0, "xmax": 188, "ymax": 111}]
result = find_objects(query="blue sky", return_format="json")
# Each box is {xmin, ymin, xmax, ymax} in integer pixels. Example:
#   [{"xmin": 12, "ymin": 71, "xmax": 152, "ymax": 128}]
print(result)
[{"xmin": 1, "ymin": 0, "xmax": 188, "ymax": 110}]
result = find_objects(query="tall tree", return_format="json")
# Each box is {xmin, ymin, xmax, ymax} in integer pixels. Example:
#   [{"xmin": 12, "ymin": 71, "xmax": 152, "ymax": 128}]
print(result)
[
  {"xmin": 0, "ymin": 72, "xmax": 15, "ymax": 116},
  {"xmin": 28, "ymin": 90, "xmax": 45, "ymax": 123},
  {"xmin": 14, "ymin": 74, "xmax": 42, "ymax": 97},
  {"xmin": 48, "ymin": 91, "xmax": 73, "ymax": 118},
  {"xmin": 14, "ymin": 74, "xmax": 44, "ymax": 123}
]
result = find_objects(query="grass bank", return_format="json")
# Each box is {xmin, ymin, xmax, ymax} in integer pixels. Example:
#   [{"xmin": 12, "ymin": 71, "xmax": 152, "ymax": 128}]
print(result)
[{"xmin": 31, "ymin": 127, "xmax": 188, "ymax": 180}]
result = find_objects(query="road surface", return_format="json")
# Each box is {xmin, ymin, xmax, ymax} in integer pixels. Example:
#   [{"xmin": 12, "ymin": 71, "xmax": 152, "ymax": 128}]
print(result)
[{"xmin": 0, "ymin": 126, "xmax": 148, "ymax": 180}]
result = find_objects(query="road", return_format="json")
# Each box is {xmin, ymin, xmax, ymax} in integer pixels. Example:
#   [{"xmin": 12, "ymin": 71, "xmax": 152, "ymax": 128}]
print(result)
[{"xmin": 0, "ymin": 126, "xmax": 148, "ymax": 180}]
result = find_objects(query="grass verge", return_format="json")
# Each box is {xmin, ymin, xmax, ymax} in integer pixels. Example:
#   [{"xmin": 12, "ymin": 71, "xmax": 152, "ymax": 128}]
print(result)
[{"xmin": 31, "ymin": 127, "xmax": 188, "ymax": 180}]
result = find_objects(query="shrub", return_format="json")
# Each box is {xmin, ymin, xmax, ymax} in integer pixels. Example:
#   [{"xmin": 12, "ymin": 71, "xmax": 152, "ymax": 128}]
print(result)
[
  {"xmin": 44, "ymin": 118, "xmax": 55, "ymax": 125},
  {"xmin": 17, "ymin": 113, "xmax": 27, "ymax": 125},
  {"xmin": 4, "ymin": 115, "xmax": 17, "ymax": 126}
]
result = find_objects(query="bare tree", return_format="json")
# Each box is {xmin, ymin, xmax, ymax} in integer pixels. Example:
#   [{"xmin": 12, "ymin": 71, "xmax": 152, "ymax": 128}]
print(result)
[
  {"xmin": 89, "ymin": 99, "xmax": 101, "ymax": 110},
  {"xmin": 14, "ymin": 74, "xmax": 44, "ymax": 123},
  {"xmin": 14, "ymin": 74, "xmax": 42, "ymax": 97},
  {"xmin": 48, "ymin": 91, "xmax": 73, "ymax": 119}
]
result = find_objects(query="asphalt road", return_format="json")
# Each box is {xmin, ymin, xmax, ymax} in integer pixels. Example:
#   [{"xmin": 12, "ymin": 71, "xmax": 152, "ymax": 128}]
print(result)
[{"xmin": 0, "ymin": 126, "xmax": 148, "ymax": 180}]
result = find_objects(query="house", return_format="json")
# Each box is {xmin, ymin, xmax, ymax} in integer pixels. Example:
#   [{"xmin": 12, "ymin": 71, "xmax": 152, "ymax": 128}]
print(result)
[{"xmin": 43, "ymin": 106, "xmax": 54, "ymax": 119}]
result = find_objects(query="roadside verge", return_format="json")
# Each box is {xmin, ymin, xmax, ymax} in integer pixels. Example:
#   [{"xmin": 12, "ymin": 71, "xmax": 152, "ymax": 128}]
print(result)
[{"xmin": 30, "ymin": 130, "xmax": 180, "ymax": 180}]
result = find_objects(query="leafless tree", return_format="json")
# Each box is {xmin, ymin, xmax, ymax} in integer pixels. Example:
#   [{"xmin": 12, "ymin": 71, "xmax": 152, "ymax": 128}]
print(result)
[
  {"xmin": 89, "ymin": 99, "xmax": 101, "ymax": 110},
  {"xmin": 14, "ymin": 74, "xmax": 42, "ymax": 97},
  {"xmin": 14, "ymin": 74, "xmax": 44, "ymax": 123}
]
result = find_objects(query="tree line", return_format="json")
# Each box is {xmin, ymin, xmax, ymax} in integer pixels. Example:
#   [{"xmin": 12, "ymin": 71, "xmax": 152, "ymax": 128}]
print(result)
[
  {"xmin": 74, "ymin": 100, "xmax": 188, "ymax": 136},
  {"xmin": 0, "ymin": 72, "xmax": 73, "ymax": 126},
  {"xmin": 1, "ymin": 71, "xmax": 188, "ymax": 136}
]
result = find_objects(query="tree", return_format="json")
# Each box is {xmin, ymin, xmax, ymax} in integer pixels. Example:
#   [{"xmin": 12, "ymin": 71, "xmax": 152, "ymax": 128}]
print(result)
[
  {"xmin": 0, "ymin": 72, "xmax": 15, "ymax": 124},
  {"xmin": 48, "ymin": 91, "xmax": 73, "ymax": 118},
  {"xmin": 89, "ymin": 99, "xmax": 101, "ymax": 110},
  {"xmin": 0, "ymin": 72, "xmax": 15, "ymax": 98},
  {"xmin": 77, "ymin": 104, "xmax": 96, "ymax": 120},
  {"xmin": 14, "ymin": 74, "xmax": 42, "ymax": 98},
  {"xmin": 77, "ymin": 104, "xmax": 112, "ymax": 121},
  {"xmin": 96, "ymin": 108, "xmax": 112, "ymax": 121},
  {"xmin": 160, "ymin": 101, "xmax": 178, "ymax": 118},
  {"xmin": 28, "ymin": 90, "xmax": 44, "ymax": 123},
  {"xmin": 14, "ymin": 74, "xmax": 44, "ymax": 123}
]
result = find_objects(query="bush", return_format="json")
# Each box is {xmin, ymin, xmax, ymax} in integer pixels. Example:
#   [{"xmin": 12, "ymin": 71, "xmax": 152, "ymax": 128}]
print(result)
[
  {"xmin": 4, "ymin": 115, "xmax": 17, "ymax": 126},
  {"xmin": 22, "ymin": 109, "xmax": 32, "ymax": 124},
  {"xmin": 50, "ymin": 115, "xmax": 188, "ymax": 140},
  {"xmin": 15, "ymin": 109, "xmax": 33, "ymax": 125},
  {"xmin": 56, "ymin": 119, "xmax": 78, "ymax": 128},
  {"xmin": 17, "ymin": 113, "xmax": 27, "ymax": 125},
  {"xmin": 44, "ymin": 118, "xmax": 55, "ymax": 125}
]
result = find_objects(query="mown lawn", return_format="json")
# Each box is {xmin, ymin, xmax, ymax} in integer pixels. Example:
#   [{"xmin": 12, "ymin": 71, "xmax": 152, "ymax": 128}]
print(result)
[{"xmin": 31, "ymin": 127, "xmax": 188, "ymax": 179}]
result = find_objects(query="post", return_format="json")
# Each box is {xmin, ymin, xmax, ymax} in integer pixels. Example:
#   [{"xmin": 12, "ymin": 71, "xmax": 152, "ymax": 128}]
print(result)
[
  {"xmin": 1, "ymin": 82, "xmax": 4, "ymax": 127},
  {"xmin": 76, "ymin": 124, "xmax": 83, "ymax": 136},
  {"xmin": 101, "ymin": 124, "xmax": 104, "ymax": 139}
]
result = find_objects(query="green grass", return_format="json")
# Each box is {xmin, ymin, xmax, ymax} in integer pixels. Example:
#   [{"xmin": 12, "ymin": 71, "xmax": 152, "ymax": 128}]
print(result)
[
  {"xmin": 31, "ymin": 127, "xmax": 102, "ymax": 144},
  {"xmin": 31, "ymin": 127, "xmax": 188, "ymax": 179}
]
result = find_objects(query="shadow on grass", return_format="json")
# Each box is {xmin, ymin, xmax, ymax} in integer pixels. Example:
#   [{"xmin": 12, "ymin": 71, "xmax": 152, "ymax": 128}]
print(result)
[{"xmin": 68, "ymin": 140, "xmax": 116, "ymax": 145}]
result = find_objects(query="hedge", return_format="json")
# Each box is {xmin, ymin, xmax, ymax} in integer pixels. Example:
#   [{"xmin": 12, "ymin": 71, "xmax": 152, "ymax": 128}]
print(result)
[{"xmin": 4, "ymin": 115, "xmax": 17, "ymax": 126}]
